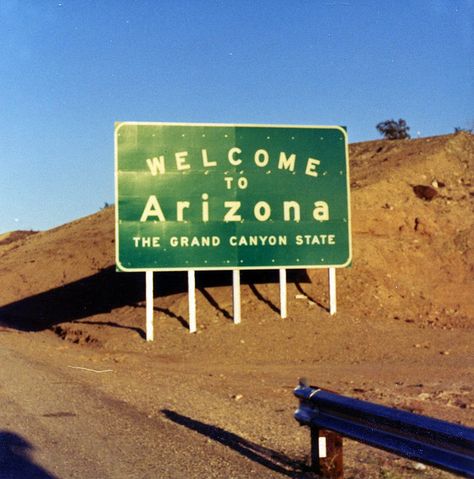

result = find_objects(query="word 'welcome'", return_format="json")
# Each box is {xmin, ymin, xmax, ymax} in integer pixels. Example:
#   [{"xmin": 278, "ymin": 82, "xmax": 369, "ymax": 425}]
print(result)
[{"xmin": 146, "ymin": 147, "xmax": 321, "ymax": 177}]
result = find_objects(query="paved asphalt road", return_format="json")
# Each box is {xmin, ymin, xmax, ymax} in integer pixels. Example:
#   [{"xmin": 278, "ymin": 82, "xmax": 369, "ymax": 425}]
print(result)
[{"xmin": 0, "ymin": 335, "xmax": 298, "ymax": 479}]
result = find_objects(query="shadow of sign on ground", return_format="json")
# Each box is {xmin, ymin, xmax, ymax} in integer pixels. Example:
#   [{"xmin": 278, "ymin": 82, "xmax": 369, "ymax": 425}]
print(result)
[
  {"xmin": 162, "ymin": 410, "xmax": 307, "ymax": 477},
  {"xmin": 0, "ymin": 431, "xmax": 58, "ymax": 479},
  {"xmin": 0, "ymin": 267, "xmax": 310, "ymax": 333}
]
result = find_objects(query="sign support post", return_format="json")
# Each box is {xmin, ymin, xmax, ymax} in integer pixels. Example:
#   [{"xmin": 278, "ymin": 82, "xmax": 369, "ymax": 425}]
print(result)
[
  {"xmin": 146, "ymin": 271, "xmax": 154, "ymax": 341},
  {"xmin": 188, "ymin": 270, "xmax": 197, "ymax": 333},
  {"xmin": 232, "ymin": 270, "xmax": 241, "ymax": 324},
  {"xmin": 279, "ymin": 269, "xmax": 287, "ymax": 319},
  {"xmin": 329, "ymin": 268, "xmax": 337, "ymax": 315}
]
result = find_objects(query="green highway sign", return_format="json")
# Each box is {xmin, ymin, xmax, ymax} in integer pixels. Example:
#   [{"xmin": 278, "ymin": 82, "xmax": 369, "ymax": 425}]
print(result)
[{"xmin": 115, "ymin": 122, "xmax": 351, "ymax": 271}]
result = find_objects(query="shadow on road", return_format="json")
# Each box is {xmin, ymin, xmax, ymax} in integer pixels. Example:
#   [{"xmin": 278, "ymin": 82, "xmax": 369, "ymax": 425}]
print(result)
[
  {"xmin": 0, "ymin": 267, "xmax": 309, "ymax": 333},
  {"xmin": 162, "ymin": 409, "xmax": 306, "ymax": 477},
  {"xmin": 0, "ymin": 431, "xmax": 58, "ymax": 479}
]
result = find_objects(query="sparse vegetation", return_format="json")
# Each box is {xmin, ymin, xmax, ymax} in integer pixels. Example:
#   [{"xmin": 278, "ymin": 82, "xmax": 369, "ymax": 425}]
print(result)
[
  {"xmin": 376, "ymin": 119, "xmax": 411, "ymax": 140},
  {"xmin": 454, "ymin": 126, "xmax": 473, "ymax": 134}
]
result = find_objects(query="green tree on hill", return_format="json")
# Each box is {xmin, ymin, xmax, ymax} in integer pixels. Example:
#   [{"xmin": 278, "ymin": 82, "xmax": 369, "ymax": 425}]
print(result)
[{"xmin": 376, "ymin": 119, "xmax": 411, "ymax": 140}]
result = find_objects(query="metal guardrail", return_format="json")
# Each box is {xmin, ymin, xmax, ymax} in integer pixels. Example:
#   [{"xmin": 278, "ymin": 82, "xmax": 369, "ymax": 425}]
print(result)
[{"xmin": 294, "ymin": 380, "xmax": 474, "ymax": 478}]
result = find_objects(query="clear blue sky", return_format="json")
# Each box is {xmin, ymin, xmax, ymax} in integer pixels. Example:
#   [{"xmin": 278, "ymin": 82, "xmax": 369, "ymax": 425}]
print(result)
[{"xmin": 1, "ymin": 0, "xmax": 472, "ymax": 233}]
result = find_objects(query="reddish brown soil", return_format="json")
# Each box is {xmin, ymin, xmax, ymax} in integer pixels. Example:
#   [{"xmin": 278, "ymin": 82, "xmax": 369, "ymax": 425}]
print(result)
[{"xmin": 1, "ymin": 132, "xmax": 473, "ymax": 478}]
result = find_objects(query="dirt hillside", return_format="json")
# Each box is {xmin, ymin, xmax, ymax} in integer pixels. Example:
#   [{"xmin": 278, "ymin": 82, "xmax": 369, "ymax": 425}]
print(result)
[{"xmin": 1, "ymin": 132, "xmax": 473, "ymax": 478}]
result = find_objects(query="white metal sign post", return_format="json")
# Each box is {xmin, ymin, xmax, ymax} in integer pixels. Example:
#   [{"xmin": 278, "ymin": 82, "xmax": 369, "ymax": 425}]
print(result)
[
  {"xmin": 232, "ymin": 270, "xmax": 241, "ymax": 324},
  {"xmin": 279, "ymin": 269, "xmax": 287, "ymax": 319},
  {"xmin": 329, "ymin": 267, "xmax": 337, "ymax": 315},
  {"xmin": 146, "ymin": 271, "xmax": 154, "ymax": 341},
  {"xmin": 188, "ymin": 270, "xmax": 197, "ymax": 333}
]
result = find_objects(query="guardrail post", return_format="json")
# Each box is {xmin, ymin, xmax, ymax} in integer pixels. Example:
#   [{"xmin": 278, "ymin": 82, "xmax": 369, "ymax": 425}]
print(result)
[{"xmin": 310, "ymin": 427, "xmax": 343, "ymax": 478}]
